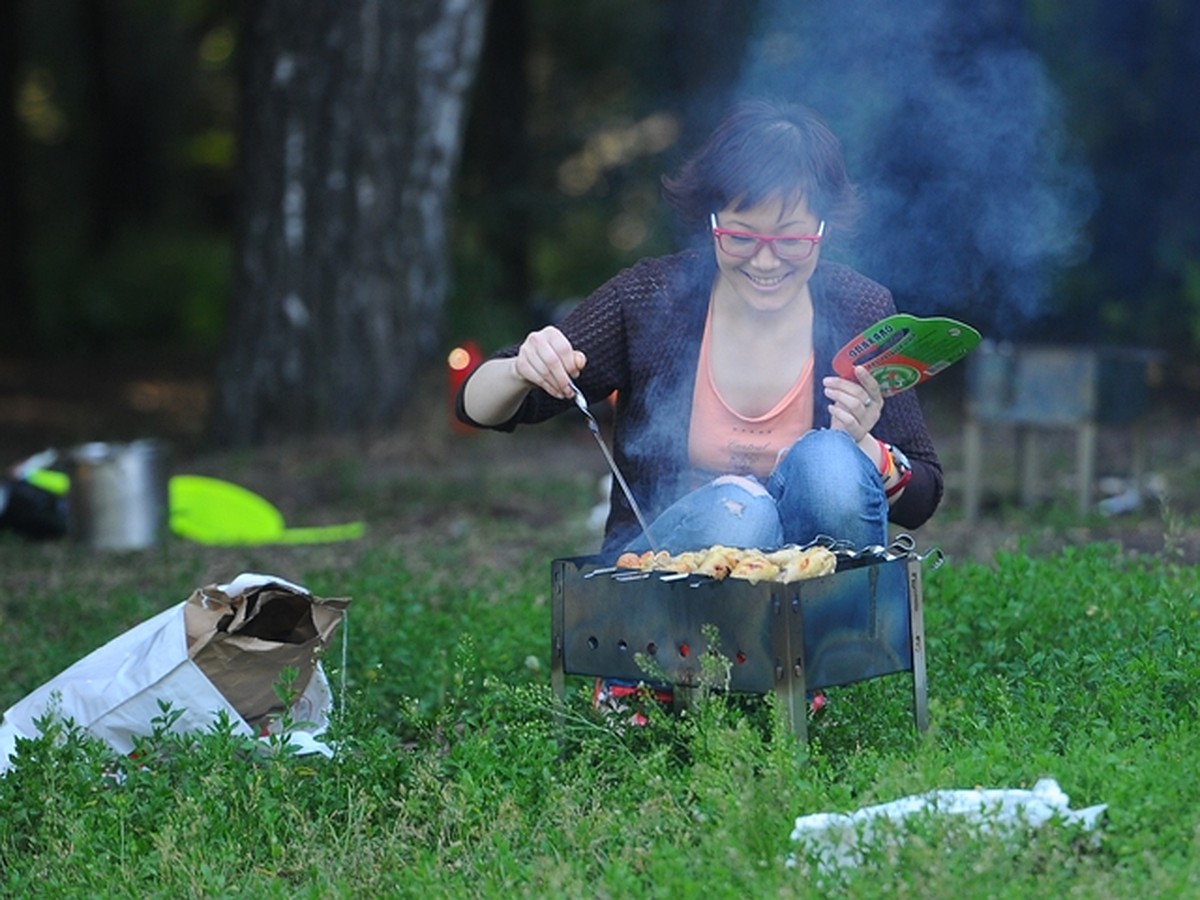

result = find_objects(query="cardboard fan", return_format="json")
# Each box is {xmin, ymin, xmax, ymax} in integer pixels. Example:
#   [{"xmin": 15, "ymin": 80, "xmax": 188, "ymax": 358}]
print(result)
[{"xmin": 832, "ymin": 313, "xmax": 981, "ymax": 397}]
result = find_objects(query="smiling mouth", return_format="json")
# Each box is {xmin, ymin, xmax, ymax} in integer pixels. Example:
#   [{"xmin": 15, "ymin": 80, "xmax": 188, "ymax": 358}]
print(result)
[{"xmin": 744, "ymin": 271, "xmax": 789, "ymax": 289}]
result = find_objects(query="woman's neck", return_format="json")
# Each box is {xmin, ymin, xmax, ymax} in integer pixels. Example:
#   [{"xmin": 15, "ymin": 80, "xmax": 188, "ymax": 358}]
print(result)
[
  {"xmin": 706, "ymin": 281, "xmax": 815, "ymax": 417},
  {"xmin": 709, "ymin": 278, "xmax": 814, "ymax": 341}
]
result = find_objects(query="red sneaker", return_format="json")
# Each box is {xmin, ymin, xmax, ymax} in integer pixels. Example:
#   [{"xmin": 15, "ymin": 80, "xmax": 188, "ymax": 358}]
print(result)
[{"xmin": 592, "ymin": 678, "xmax": 674, "ymax": 727}]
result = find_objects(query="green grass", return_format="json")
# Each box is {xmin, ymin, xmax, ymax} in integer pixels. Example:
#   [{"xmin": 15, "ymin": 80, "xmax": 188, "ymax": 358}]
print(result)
[{"xmin": 1, "ymin": 464, "xmax": 1199, "ymax": 897}]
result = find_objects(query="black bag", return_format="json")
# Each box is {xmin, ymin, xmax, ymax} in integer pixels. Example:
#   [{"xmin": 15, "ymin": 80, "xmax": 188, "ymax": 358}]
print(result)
[{"xmin": 0, "ymin": 478, "xmax": 68, "ymax": 539}]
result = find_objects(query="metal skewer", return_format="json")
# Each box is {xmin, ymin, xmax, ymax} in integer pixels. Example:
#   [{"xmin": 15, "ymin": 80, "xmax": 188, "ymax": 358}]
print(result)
[{"xmin": 568, "ymin": 380, "xmax": 659, "ymax": 553}]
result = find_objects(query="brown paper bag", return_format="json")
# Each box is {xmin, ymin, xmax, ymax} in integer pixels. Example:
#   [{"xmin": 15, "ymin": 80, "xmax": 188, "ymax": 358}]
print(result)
[{"xmin": 185, "ymin": 575, "xmax": 349, "ymax": 730}]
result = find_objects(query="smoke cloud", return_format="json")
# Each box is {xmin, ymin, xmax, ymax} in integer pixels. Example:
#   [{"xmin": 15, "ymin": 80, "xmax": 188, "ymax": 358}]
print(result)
[{"xmin": 735, "ymin": 0, "xmax": 1096, "ymax": 337}]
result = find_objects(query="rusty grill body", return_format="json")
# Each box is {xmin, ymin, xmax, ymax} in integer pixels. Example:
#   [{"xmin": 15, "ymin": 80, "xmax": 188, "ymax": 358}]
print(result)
[{"xmin": 551, "ymin": 550, "xmax": 928, "ymax": 742}]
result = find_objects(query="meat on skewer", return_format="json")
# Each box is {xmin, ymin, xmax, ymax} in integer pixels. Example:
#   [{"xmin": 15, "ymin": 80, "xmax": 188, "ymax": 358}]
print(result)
[{"xmin": 614, "ymin": 544, "xmax": 836, "ymax": 583}]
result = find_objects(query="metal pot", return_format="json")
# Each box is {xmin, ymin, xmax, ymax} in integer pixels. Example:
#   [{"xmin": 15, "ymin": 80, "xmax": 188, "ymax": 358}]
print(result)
[{"xmin": 67, "ymin": 440, "xmax": 169, "ymax": 551}]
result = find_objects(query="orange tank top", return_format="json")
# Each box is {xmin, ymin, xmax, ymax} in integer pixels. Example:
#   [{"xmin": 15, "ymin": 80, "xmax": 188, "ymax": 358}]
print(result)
[{"xmin": 688, "ymin": 308, "xmax": 814, "ymax": 479}]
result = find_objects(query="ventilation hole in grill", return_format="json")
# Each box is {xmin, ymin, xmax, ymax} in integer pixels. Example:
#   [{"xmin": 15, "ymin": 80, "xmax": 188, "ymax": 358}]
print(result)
[
  {"xmin": 617, "ymin": 640, "xmax": 628, "ymax": 652},
  {"xmin": 735, "ymin": 651, "xmax": 747, "ymax": 665},
  {"xmin": 646, "ymin": 642, "xmax": 657, "ymax": 655},
  {"xmin": 586, "ymin": 636, "xmax": 598, "ymax": 650},
  {"xmin": 679, "ymin": 643, "xmax": 690, "ymax": 658}
]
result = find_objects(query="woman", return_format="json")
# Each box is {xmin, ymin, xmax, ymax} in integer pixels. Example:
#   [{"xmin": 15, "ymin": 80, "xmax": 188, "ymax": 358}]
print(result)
[{"xmin": 458, "ymin": 98, "xmax": 942, "ymax": 559}]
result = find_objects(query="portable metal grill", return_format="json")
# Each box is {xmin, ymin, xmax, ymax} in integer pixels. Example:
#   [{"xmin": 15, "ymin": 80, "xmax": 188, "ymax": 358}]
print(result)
[{"xmin": 551, "ymin": 539, "xmax": 937, "ymax": 742}]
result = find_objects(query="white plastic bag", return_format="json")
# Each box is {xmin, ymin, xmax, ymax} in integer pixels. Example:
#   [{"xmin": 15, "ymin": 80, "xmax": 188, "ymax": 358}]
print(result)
[
  {"xmin": 789, "ymin": 777, "xmax": 1107, "ymax": 873},
  {"xmin": 0, "ymin": 573, "xmax": 348, "ymax": 773}
]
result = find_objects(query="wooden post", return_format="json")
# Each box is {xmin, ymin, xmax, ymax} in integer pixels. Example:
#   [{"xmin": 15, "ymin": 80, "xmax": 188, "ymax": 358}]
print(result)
[
  {"xmin": 1077, "ymin": 421, "xmax": 1097, "ymax": 516},
  {"xmin": 963, "ymin": 417, "xmax": 983, "ymax": 522},
  {"xmin": 1017, "ymin": 426, "xmax": 1039, "ymax": 508}
]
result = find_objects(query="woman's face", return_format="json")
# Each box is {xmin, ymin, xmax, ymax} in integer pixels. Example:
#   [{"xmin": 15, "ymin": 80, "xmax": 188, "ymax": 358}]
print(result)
[{"xmin": 711, "ymin": 195, "xmax": 823, "ymax": 315}]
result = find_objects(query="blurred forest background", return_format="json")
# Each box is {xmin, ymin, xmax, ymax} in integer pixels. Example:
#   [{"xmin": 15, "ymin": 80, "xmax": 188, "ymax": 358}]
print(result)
[{"xmin": 1, "ymin": 0, "xmax": 1198, "ymax": 453}]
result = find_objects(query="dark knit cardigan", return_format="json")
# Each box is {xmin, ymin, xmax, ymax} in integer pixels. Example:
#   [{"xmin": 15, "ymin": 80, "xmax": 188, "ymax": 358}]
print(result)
[{"xmin": 457, "ymin": 249, "xmax": 943, "ymax": 556}]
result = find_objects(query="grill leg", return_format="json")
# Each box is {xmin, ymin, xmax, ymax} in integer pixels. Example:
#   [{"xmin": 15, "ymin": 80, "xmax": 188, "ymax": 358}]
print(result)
[
  {"xmin": 551, "ymin": 638, "xmax": 564, "ymax": 701},
  {"xmin": 551, "ymin": 565, "xmax": 567, "ymax": 742},
  {"xmin": 779, "ymin": 590, "xmax": 809, "ymax": 744},
  {"xmin": 778, "ymin": 668, "xmax": 809, "ymax": 744},
  {"xmin": 672, "ymin": 684, "xmax": 696, "ymax": 717},
  {"xmin": 908, "ymin": 559, "xmax": 929, "ymax": 733}
]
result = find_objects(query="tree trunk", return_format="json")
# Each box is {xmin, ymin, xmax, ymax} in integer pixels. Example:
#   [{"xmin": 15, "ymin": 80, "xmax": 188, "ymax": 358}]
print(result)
[
  {"xmin": 0, "ymin": 0, "xmax": 31, "ymax": 349},
  {"xmin": 215, "ymin": 0, "xmax": 488, "ymax": 443},
  {"xmin": 459, "ymin": 0, "xmax": 529, "ymax": 311}
]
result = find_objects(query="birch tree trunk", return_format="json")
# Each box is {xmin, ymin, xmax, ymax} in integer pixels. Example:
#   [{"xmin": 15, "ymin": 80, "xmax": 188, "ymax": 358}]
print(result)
[{"xmin": 214, "ymin": 0, "xmax": 487, "ymax": 442}]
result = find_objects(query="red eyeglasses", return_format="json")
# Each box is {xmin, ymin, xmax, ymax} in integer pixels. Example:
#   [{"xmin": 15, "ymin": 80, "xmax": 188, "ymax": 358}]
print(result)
[{"xmin": 710, "ymin": 214, "xmax": 826, "ymax": 262}]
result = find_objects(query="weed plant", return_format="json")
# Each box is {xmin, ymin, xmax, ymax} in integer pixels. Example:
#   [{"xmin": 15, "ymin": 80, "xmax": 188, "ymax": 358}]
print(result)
[{"xmin": 1, "ymin": 477, "xmax": 1199, "ymax": 897}]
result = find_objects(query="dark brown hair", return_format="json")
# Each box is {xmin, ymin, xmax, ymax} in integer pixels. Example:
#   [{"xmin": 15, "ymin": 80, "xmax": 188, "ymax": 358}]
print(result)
[{"xmin": 662, "ymin": 98, "xmax": 860, "ymax": 237}]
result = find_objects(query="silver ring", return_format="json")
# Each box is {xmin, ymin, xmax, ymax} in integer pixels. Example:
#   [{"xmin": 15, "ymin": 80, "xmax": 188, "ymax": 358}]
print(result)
[{"xmin": 863, "ymin": 396, "xmax": 873, "ymax": 407}]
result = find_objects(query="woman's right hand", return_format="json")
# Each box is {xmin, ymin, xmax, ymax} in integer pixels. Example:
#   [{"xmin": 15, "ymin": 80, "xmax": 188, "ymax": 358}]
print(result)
[{"xmin": 513, "ymin": 326, "xmax": 587, "ymax": 400}]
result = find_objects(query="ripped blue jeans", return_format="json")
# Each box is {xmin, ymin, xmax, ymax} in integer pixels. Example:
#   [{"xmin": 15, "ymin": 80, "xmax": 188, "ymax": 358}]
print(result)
[{"xmin": 623, "ymin": 429, "xmax": 888, "ymax": 554}]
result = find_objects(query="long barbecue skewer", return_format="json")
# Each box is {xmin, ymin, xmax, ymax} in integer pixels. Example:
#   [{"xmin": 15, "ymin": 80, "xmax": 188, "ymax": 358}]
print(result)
[{"xmin": 568, "ymin": 380, "xmax": 659, "ymax": 553}]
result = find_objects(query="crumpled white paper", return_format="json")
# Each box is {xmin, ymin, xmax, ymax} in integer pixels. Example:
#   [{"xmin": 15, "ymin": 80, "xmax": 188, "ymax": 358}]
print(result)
[{"xmin": 789, "ymin": 777, "xmax": 1107, "ymax": 873}]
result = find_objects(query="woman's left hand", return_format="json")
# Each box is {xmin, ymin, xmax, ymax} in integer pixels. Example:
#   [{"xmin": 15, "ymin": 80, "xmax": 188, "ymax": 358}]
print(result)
[{"xmin": 823, "ymin": 365, "xmax": 883, "ymax": 441}]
